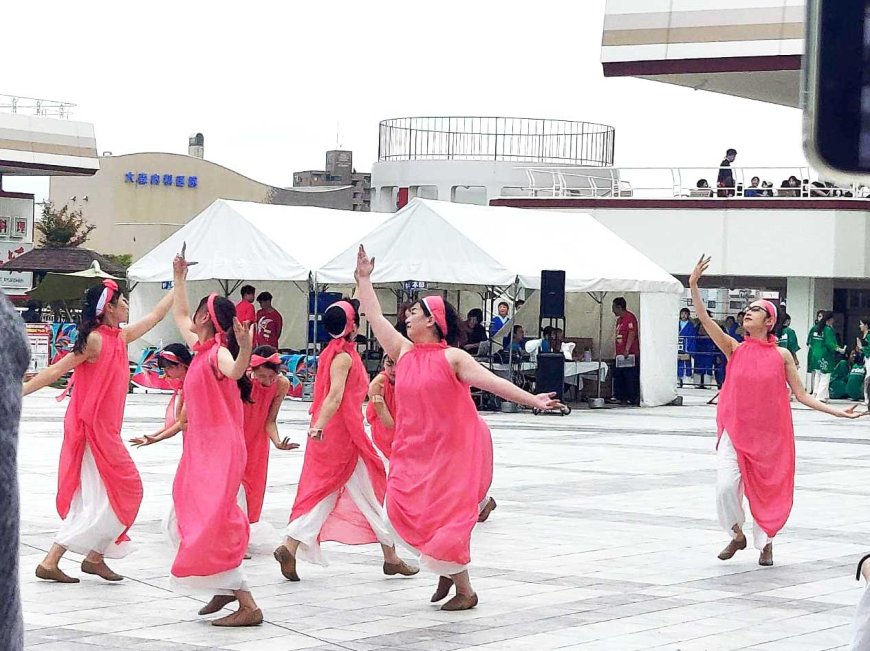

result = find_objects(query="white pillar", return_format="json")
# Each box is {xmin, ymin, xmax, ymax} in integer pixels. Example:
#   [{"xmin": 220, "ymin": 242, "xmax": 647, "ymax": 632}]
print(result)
[{"xmin": 786, "ymin": 277, "xmax": 833, "ymax": 378}]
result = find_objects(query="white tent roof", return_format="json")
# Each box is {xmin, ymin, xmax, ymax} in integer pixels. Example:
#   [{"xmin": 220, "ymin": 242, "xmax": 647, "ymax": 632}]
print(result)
[
  {"xmin": 317, "ymin": 199, "xmax": 683, "ymax": 294},
  {"xmin": 128, "ymin": 199, "xmax": 386, "ymax": 283}
]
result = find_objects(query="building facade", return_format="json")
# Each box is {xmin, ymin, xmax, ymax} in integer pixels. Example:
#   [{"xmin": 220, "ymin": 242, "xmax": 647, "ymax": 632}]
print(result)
[
  {"xmin": 50, "ymin": 141, "xmax": 357, "ymax": 260},
  {"xmin": 293, "ymin": 149, "xmax": 371, "ymax": 211}
]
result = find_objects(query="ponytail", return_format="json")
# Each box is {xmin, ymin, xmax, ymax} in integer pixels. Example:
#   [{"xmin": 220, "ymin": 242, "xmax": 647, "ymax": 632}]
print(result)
[{"xmin": 73, "ymin": 283, "xmax": 120, "ymax": 354}]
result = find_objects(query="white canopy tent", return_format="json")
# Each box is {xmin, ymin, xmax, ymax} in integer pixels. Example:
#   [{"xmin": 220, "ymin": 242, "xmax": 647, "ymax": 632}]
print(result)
[
  {"xmin": 127, "ymin": 199, "xmax": 385, "ymax": 355},
  {"xmin": 318, "ymin": 199, "xmax": 684, "ymax": 406}
]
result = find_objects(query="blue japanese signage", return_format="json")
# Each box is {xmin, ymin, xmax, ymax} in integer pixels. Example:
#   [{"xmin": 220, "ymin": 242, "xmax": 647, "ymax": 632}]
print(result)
[{"xmin": 124, "ymin": 172, "xmax": 198, "ymax": 188}]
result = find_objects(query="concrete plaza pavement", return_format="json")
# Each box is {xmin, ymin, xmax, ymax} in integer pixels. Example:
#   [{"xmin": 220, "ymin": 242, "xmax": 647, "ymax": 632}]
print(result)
[{"xmin": 18, "ymin": 389, "xmax": 870, "ymax": 650}]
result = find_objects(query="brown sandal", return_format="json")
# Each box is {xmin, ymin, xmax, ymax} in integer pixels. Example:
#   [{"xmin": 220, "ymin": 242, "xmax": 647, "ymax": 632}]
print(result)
[
  {"xmin": 211, "ymin": 606, "xmax": 263, "ymax": 627},
  {"xmin": 198, "ymin": 595, "xmax": 237, "ymax": 615},
  {"xmin": 759, "ymin": 543, "xmax": 774, "ymax": 566},
  {"xmin": 35, "ymin": 564, "xmax": 79, "ymax": 583},
  {"xmin": 478, "ymin": 497, "xmax": 497, "ymax": 522},
  {"xmin": 431, "ymin": 576, "xmax": 454, "ymax": 602},
  {"xmin": 81, "ymin": 559, "xmax": 123, "ymax": 581},
  {"xmin": 441, "ymin": 592, "xmax": 478, "ymax": 611},
  {"xmin": 383, "ymin": 560, "xmax": 419, "ymax": 577},
  {"xmin": 717, "ymin": 535, "xmax": 747, "ymax": 560},
  {"xmin": 273, "ymin": 545, "xmax": 300, "ymax": 581}
]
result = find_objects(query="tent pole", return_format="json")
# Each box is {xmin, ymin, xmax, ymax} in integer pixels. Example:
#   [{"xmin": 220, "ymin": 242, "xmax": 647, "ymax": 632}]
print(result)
[{"xmin": 587, "ymin": 291, "xmax": 607, "ymax": 408}]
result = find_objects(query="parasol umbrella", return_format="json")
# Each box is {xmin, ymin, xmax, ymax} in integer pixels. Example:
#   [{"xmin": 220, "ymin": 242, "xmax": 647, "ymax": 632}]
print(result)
[{"xmin": 27, "ymin": 261, "xmax": 126, "ymax": 304}]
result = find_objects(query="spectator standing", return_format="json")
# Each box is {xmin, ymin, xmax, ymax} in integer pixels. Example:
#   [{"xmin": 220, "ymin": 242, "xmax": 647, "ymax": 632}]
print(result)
[
  {"xmin": 810, "ymin": 311, "xmax": 844, "ymax": 402},
  {"xmin": 255, "ymin": 292, "xmax": 283, "ymax": 349},
  {"xmin": 610, "ymin": 297, "xmax": 640, "ymax": 405},
  {"xmin": 678, "ymin": 308, "xmax": 695, "ymax": 387},
  {"xmin": 489, "ymin": 301, "xmax": 510, "ymax": 338},
  {"xmin": 776, "ymin": 313, "xmax": 800, "ymax": 368},
  {"xmin": 717, "ymin": 149, "xmax": 737, "ymax": 197},
  {"xmin": 236, "ymin": 285, "xmax": 256, "ymax": 325}
]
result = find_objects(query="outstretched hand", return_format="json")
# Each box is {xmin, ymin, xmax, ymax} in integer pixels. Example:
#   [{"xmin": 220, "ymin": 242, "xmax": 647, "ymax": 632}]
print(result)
[
  {"xmin": 355, "ymin": 244, "xmax": 375, "ymax": 281},
  {"xmin": 841, "ymin": 404, "xmax": 868, "ymax": 419},
  {"xmin": 530, "ymin": 392, "xmax": 564, "ymax": 411},
  {"xmin": 689, "ymin": 254, "xmax": 711, "ymax": 288},
  {"xmin": 275, "ymin": 437, "xmax": 300, "ymax": 451},
  {"xmin": 233, "ymin": 318, "xmax": 254, "ymax": 350},
  {"xmin": 129, "ymin": 434, "xmax": 159, "ymax": 448}
]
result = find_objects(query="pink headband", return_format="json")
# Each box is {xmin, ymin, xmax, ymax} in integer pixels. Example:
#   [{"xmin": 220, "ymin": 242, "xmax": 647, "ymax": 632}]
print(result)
[
  {"xmin": 95, "ymin": 279, "xmax": 119, "ymax": 317},
  {"xmin": 158, "ymin": 350, "xmax": 182, "ymax": 364},
  {"xmin": 250, "ymin": 353, "xmax": 281, "ymax": 368},
  {"xmin": 422, "ymin": 296, "xmax": 448, "ymax": 337},
  {"xmin": 752, "ymin": 299, "xmax": 778, "ymax": 323},
  {"xmin": 327, "ymin": 301, "xmax": 356, "ymax": 339},
  {"xmin": 206, "ymin": 293, "xmax": 225, "ymax": 344}
]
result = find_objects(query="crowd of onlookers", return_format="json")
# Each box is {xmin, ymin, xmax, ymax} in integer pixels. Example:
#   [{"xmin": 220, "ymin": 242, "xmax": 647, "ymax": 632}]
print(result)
[{"xmin": 688, "ymin": 148, "xmax": 863, "ymax": 198}]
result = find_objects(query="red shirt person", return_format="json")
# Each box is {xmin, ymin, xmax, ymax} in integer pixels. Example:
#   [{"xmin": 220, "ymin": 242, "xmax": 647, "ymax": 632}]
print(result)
[
  {"xmin": 236, "ymin": 285, "xmax": 256, "ymax": 325},
  {"xmin": 610, "ymin": 297, "xmax": 640, "ymax": 405},
  {"xmin": 255, "ymin": 292, "xmax": 283, "ymax": 349}
]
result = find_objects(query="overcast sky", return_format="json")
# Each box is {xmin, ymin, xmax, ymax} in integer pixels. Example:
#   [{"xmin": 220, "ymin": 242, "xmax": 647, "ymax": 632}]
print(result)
[{"xmin": 4, "ymin": 0, "xmax": 808, "ymax": 200}]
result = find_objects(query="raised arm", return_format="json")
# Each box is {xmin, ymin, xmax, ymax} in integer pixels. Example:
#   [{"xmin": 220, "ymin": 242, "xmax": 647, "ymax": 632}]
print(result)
[
  {"xmin": 783, "ymin": 348, "xmax": 861, "ymax": 418},
  {"xmin": 355, "ymin": 245, "xmax": 412, "ymax": 362},
  {"xmin": 217, "ymin": 319, "xmax": 254, "ymax": 380},
  {"xmin": 448, "ymin": 347, "xmax": 561, "ymax": 411},
  {"xmin": 171, "ymin": 254, "xmax": 198, "ymax": 347},
  {"xmin": 121, "ymin": 289, "xmax": 174, "ymax": 344},
  {"xmin": 689, "ymin": 255, "xmax": 739, "ymax": 359},
  {"xmin": 23, "ymin": 332, "xmax": 99, "ymax": 396}
]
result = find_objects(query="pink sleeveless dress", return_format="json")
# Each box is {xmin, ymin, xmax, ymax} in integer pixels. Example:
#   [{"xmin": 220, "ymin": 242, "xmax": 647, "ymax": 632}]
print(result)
[
  {"xmin": 170, "ymin": 339, "xmax": 249, "ymax": 588},
  {"xmin": 289, "ymin": 338, "xmax": 387, "ymax": 545},
  {"xmin": 388, "ymin": 342, "xmax": 493, "ymax": 569},
  {"xmin": 716, "ymin": 336, "xmax": 795, "ymax": 538},
  {"xmin": 365, "ymin": 372, "xmax": 396, "ymax": 459},
  {"xmin": 242, "ymin": 378, "xmax": 278, "ymax": 524},
  {"xmin": 57, "ymin": 325, "xmax": 142, "ymax": 547}
]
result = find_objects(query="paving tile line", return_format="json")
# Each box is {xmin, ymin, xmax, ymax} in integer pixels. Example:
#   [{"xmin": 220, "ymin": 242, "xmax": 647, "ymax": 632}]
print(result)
[{"xmin": 21, "ymin": 542, "xmax": 364, "ymax": 651}]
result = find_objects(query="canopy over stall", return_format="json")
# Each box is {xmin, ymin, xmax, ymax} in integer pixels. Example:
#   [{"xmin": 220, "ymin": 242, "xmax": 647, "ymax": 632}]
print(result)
[
  {"xmin": 319, "ymin": 199, "xmax": 683, "ymax": 406},
  {"xmin": 127, "ymin": 199, "xmax": 385, "ymax": 353}
]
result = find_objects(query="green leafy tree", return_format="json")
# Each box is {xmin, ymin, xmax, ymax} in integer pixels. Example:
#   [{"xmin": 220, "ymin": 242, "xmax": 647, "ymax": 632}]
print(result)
[
  {"xmin": 35, "ymin": 201, "xmax": 96, "ymax": 248},
  {"xmin": 103, "ymin": 253, "xmax": 133, "ymax": 270}
]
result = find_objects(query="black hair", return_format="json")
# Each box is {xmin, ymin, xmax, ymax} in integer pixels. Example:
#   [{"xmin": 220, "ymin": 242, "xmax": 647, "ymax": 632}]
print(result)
[
  {"xmin": 467, "ymin": 308, "xmax": 484, "ymax": 322},
  {"xmin": 726, "ymin": 148, "xmax": 737, "ymax": 156},
  {"xmin": 612, "ymin": 297, "xmax": 627, "ymax": 310},
  {"xmin": 679, "ymin": 308, "xmax": 690, "ymax": 317},
  {"xmin": 323, "ymin": 298, "xmax": 360, "ymax": 339},
  {"xmin": 783, "ymin": 313, "xmax": 792, "ymax": 324},
  {"xmin": 542, "ymin": 326, "xmax": 554, "ymax": 337},
  {"xmin": 772, "ymin": 309, "xmax": 786, "ymax": 337},
  {"xmin": 816, "ymin": 310, "xmax": 834, "ymax": 335},
  {"xmin": 256, "ymin": 291, "xmax": 273, "ymax": 302},
  {"xmin": 860, "ymin": 316, "xmax": 870, "ymax": 329},
  {"xmin": 157, "ymin": 342, "xmax": 193, "ymax": 369},
  {"xmin": 73, "ymin": 283, "xmax": 122, "ymax": 354},
  {"xmin": 240, "ymin": 285, "xmax": 255, "ymax": 298},
  {"xmin": 515, "ymin": 300, "xmax": 525, "ymax": 307},
  {"xmin": 497, "ymin": 301, "xmax": 509, "ymax": 309},
  {"xmin": 194, "ymin": 295, "xmax": 253, "ymax": 402},
  {"xmin": 512, "ymin": 324, "xmax": 524, "ymax": 334},
  {"xmin": 415, "ymin": 297, "xmax": 461, "ymax": 346},
  {"xmin": 251, "ymin": 344, "xmax": 281, "ymax": 372},
  {"xmin": 697, "ymin": 179, "xmax": 709, "ymax": 188}
]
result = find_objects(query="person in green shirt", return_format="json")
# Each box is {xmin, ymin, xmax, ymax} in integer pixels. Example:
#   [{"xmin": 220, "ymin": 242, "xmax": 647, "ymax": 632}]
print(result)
[
  {"xmin": 806, "ymin": 310, "xmax": 825, "ymax": 389},
  {"xmin": 847, "ymin": 355, "xmax": 867, "ymax": 401},
  {"xmin": 829, "ymin": 359, "xmax": 850, "ymax": 399},
  {"xmin": 809, "ymin": 311, "xmax": 845, "ymax": 402},
  {"xmin": 777, "ymin": 313, "xmax": 800, "ymax": 367}
]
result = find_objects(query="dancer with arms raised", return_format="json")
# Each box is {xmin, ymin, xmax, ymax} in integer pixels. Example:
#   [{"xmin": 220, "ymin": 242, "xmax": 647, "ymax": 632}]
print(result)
[
  {"xmin": 354, "ymin": 245, "xmax": 560, "ymax": 610},
  {"xmin": 690, "ymin": 255, "xmax": 859, "ymax": 567},
  {"xmin": 24, "ymin": 280, "xmax": 174, "ymax": 583}
]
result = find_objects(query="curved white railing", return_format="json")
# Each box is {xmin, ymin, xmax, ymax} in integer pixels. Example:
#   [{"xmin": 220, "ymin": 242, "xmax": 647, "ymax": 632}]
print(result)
[{"xmin": 0, "ymin": 93, "xmax": 75, "ymax": 119}]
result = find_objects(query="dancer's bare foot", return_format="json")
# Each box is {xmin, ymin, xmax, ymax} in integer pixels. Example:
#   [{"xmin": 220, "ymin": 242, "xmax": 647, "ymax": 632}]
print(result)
[
  {"xmin": 198, "ymin": 595, "xmax": 237, "ymax": 615},
  {"xmin": 478, "ymin": 497, "xmax": 497, "ymax": 522},
  {"xmin": 383, "ymin": 560, "xmax": 419, "ymax": 577},
  {"xmin": 441, "ymin": 592, "xmax": 478, "ymax": 611},
  {"xmin": 81, "ymin": 559, "xmax": 123, "ymax": 581},
  {"xmin": 431, "ymin": 576, "xmax": 454, "ymax": 602},
  {"xmin": 35, "ymin": 564, "xmax": 79, "ymax": 583},
  {"xmin": 211, "ymin": 606, "xmax": 263, "ymax": 627},
  {"xmin": 717, "ymin": 534, "xmax": 747, "ymax": 560},
  {"xmin": 759, "ymin": 543, "xmax": 774, "ymax": 566},
  {"xmin": 273, "ymin": 545, "xmax": 299, "ymax": 581}
]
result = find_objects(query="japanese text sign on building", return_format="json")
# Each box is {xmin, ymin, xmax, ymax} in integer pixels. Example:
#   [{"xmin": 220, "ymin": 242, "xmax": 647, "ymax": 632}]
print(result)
[{"xmin": 124, "ymin": 172, "xmax": 198, "ymax": 188}]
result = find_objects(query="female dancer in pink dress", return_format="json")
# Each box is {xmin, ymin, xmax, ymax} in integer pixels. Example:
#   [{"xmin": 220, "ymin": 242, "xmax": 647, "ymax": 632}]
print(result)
[
  {"xmin": 129, "ymin": 344, "xmax": 192, "ymax": 447},
  {"xmin": 273, "ymin": 299, "xmax": 417, "ymax": 582},
  {"xmin": 690, "ymin": 255, "xmax": 858, "ymax": 567},
  {"xmin": 242, "ymin": 345, "xmax": 298, "ymax": 526},
  {"xmin": 169, "ymin": 255, "xmax": 262, "ymax": 627},
  {"xmin": 23, "ymin": 279, "xmax": 174, "ymax": 583},
  {"xmin": 355, "ymin": 245, "xmax": 559, "ymax": 610}
]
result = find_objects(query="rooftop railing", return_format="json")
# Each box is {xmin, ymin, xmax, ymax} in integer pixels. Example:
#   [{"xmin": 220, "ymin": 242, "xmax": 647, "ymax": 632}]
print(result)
[
  {"xmin": 0, "ymin": 93, "xmax": 75, "ymax": 118},
  {"xmin": 509, "ymin": 166, "xmax": 868, "ymax": 200}
]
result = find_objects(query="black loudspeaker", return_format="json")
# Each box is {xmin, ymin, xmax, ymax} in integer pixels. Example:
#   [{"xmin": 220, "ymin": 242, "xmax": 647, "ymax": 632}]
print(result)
[
  {"xmin": 536, "ymin": 353, "xmax": 566, "ymax": 400},
  {"xmin": 540, "ymin": 270, "xmax": 566, "ymax": 319}
]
